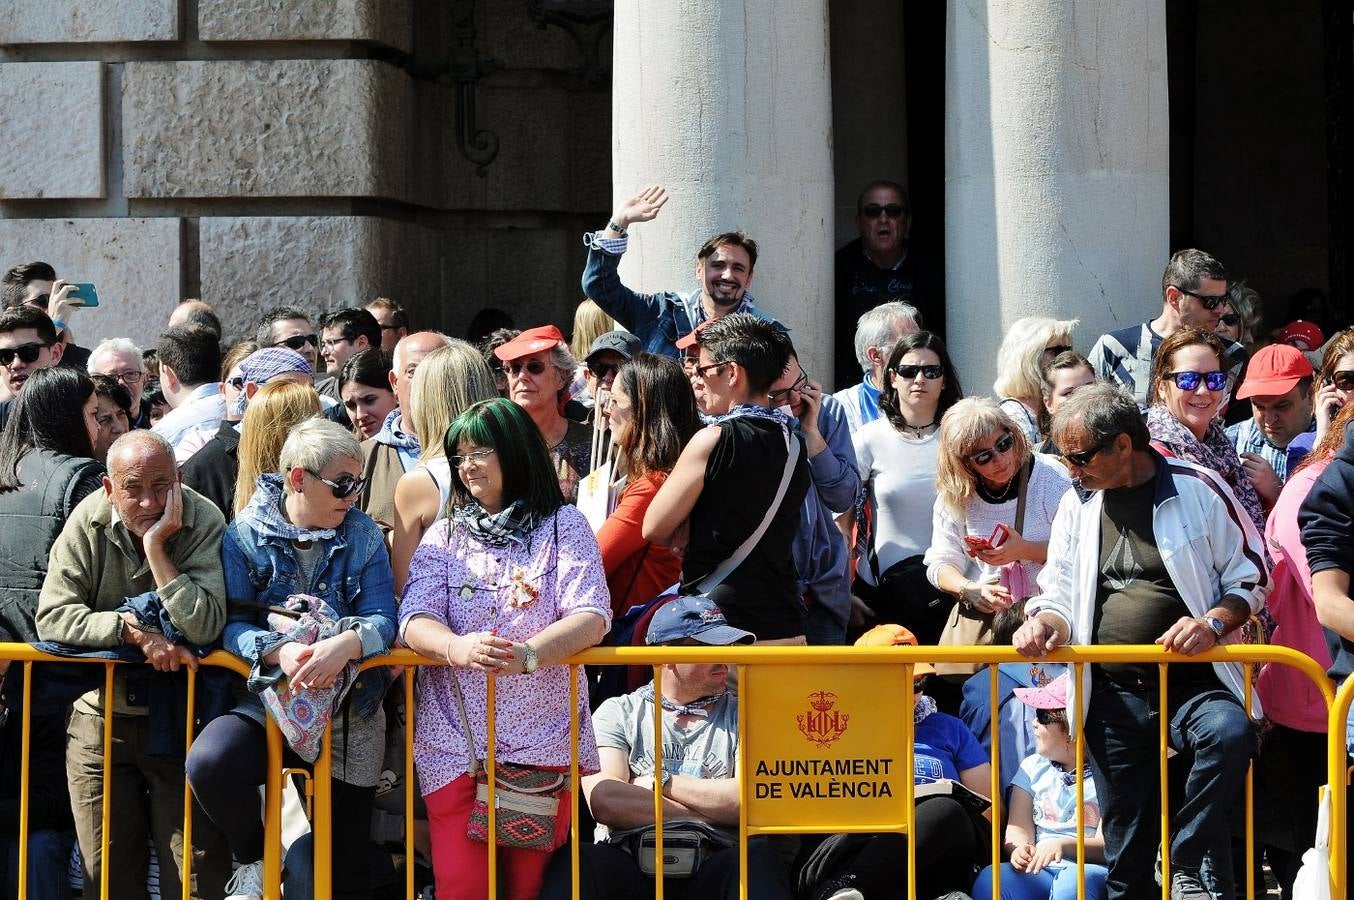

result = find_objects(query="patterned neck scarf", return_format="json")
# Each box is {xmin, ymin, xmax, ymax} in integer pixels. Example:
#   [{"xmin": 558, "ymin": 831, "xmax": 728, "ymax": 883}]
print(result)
[
  {"xmin": 639, "ymin": 683, "xmax": 727, "ymax": 719},
  {"xmin": 914, "ymin": 694, "xmax": 938, "ymax": 724},
  {"xmin": 705, "ymin": 403, "xmax": 791, "ymax": 430},
  {"xmin": 1050, "ymin": 758, "xmax": 1095, "ymax": 787},
  {"xmin": 1145, "ymin": 405, "xmax": 1266, "ymax": 531},
  {"xmin": 242, "ymin": 474, "xmax": 338, "ymax": 542},
  {"xmin": 452, "ymin": 499, "xmax": 541, "ymax": 549}
]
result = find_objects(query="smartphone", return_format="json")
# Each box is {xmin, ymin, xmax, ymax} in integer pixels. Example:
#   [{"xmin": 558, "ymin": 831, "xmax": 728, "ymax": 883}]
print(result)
[
  {"xmin": 963, "ymin": 523, "xmax": 1010, "ymax": 556},
  {"xmin": 68, "ymin": 283, "xmax": 100, "ymax": 307}
]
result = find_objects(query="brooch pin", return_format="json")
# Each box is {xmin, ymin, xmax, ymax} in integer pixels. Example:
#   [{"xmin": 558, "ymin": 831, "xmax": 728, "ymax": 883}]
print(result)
[{"xmin": 506, "ymin": 567, "xmax": 541, "ymax": 610}]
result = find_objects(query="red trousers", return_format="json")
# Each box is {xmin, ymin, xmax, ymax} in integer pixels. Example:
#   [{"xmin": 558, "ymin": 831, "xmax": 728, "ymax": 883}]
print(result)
[{"xmin": 425, "ymin": 774, "xmax": 572, "ymax": 900}]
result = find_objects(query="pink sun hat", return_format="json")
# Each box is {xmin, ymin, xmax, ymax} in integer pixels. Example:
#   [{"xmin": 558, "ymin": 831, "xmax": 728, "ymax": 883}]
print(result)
[{"xmin": 1012, "ymin": 671, "xmax": 1070, "ymax": 710}]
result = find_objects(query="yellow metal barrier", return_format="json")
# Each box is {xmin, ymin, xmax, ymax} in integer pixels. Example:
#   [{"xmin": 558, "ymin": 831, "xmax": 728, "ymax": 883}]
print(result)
[{"xmin": 0, "ymin": 642, "xmax": 1342, "ymax": 900}]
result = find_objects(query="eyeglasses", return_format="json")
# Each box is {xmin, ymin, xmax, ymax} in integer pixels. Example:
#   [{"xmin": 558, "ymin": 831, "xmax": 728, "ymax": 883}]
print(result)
[
  {"xmin": 768, "ymin": 371, "xmax": 809, "ymax": 404},
  {"xmin": 225, "ymin": 376, "xmax": 246, "ymax": 391},
  {"xmin": 0, "ymin": 343, "xmax": 51, "ymax": 367},
  {"xmin": 588, "ymin": 362, "xmax": 619, "ymax": 381},
  {"xmin": 1218, "ymin": 313, "xmax": 1240, "ymax": 328},
  {"xmin": 1035, "ymin": 708, "xmax": 1066, "ymax": 726},
  {"xmin": 1330, "ymin": 370, "xmax": 1354, "ymax": 392},
  {"xmin": 1044, "ymin": 345, "xmax": 1073, "ymax": 357},
  {"xmin": 895, "ymin": 363, "xmax": 943, "ymax": 381},
  {"xmin": 693, "ymin": 360, "xmax": 731, "ymax": 380},
  {"xmin": 451, "ymin": 448, "xmax": 496, "ymax": 468},
  {"xmin": 1061, "ymin": 440, "xmax": 1111, "ymax": 468},
  {"xmin": 107, "ymin": 370, "xmax": 144, "ymax": 386},
  {"xmin": 275, "ymin": 334, "xmax": 319, "ymax": 351},
  {"xmin": 681, "ymin": 355, "xmax": 700, "ymax": 375},
  {"xmin": 862, "ymin": 203, "xmax": 904, "ymax": 219},
  {"xmin": 320, "ymin": 337, "xmax": 352, "ymax": 351},
  {"xmin": 1167, "ymin": 370, "xmax": 1227, "ymax": 392},
  {"xmin": 505, "ymin": 359, "xmax": 550, "ymax": 378},
  {"xmin": 968, "ymin": 431, "xmax": 1016, "ymax": 467},
  {"xmin": 306, "ymin": 470, "xmax": 367, "ymax": 499},
  {"xmin": 1176, "ymin": 288, "xmax": 1230, "ymax": 311}
]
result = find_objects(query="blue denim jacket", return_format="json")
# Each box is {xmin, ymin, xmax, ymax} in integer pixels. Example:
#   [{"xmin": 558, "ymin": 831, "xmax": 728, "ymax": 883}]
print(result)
[
  {"xmin": 222, "ymin": 477, "xmax": 396, "ymax": 718},
  {"xmin": 580, "ymin": 232, "xmax": 786, "ymax": 358}
]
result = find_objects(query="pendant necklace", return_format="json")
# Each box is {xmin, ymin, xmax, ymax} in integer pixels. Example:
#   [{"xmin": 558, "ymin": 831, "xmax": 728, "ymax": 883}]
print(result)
[{"xmin": 902, "ymin": 418, "xmax": 937, "ymax": 439}]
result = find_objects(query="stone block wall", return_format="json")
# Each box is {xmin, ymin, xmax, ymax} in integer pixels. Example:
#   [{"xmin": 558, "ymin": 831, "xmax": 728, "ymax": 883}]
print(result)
[{"xmin": 0, "ymin": 1, "xmax": 611, "ymax": 348}]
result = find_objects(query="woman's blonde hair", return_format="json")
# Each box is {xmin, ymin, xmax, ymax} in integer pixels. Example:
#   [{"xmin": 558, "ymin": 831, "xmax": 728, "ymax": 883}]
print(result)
[
  {"xmin": 935, "ymin": 397, "xmax": 1031, "ymax": 518},
  {"xmin": 992, "ymin": 317, "xmax": 1079, "ymax": 405},
  {"xmin": 569, "ymin": 299, "xmax": 616, "ymax": 360},
  {"xmin": 234, "ymin": 381, "xmax": 323, "ymax": 512},
  {"xmin": 408, "ymin": 341, "xmax": 499, "ymax": 463}
]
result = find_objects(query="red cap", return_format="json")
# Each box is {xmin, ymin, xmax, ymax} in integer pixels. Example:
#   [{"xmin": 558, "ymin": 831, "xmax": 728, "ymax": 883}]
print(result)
[
  {"xmin": 1277, "ymin": 320, "xmax": 1325, "ymax": 353},
  {"xmin": 1234, "ymin": 342, "xmax": 1315, "ymax": 400},
  {"xmin": 493, "ymin": 325, "xmax": 565, "ymax": 362},
  {"xmin": 675, "ymin": 319, "xmax": 716, "ymax": 351}
]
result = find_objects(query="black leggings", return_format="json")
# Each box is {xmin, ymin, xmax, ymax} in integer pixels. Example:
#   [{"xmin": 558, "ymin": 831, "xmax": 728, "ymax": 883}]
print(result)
[{"xmin": 185, "ymin": 712, "xmax": 376, "ymax": 900}]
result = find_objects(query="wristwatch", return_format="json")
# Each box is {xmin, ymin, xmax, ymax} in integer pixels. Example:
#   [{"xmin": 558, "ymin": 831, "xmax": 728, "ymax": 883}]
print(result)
[
  {"xmin": 659, "ymin": 769, "xmax": 672, "ymax": 790},
  {"xmin": 522, "ymin": 642, "xmax": 539, "ymax": 674},
  {"xmin": 1201, "ymin": 616, "xmax": 1227, "ymax": 640},
  {"xmin": 606, "ymin": 219, "xmax": 627, "ymax": 235}
]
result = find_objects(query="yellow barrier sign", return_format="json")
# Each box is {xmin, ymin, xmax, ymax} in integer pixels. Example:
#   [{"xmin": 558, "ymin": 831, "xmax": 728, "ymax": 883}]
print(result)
[{"xmin": 745, "ymin": 664, "xmax": 911, "ymax": 828}]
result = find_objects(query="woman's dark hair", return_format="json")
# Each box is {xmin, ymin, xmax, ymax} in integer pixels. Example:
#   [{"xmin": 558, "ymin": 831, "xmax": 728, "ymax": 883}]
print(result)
[
  {"xmin": 444, "ymin": 398, "xmax": 564, "ymax": 517},
  {"xmin": 1148, "ymin": 326, "xmax": 1229, "ymax": 408},
  {"xmin": 339, "ymin": 348, "xmax": 394, "ymax": 393},
  {"xmin": 614, "ymin": 354, "xmax": 700, "ymax": 478},
  {"xmin": 0, "ymin": 367, "xmax": 96, "ymax": 491},
  {"xmin": 142, "ymin": 379, "xmax": 166, "ymax": 409},
  {"xmin": 878, "ymin": 331, "xmax": 964, "ymax": 432},
  {"xmin": 1036, "ymin": 350, "xmax": 1095, "ymax": 437}
]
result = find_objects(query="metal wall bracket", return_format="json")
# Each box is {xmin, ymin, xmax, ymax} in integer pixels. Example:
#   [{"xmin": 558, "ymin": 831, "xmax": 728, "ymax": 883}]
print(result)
[
  {"xmin": 450, "ymin": 0, "xmax": 500, "ymax": 176},
  {"xmin": 526, "ymin": 0, "xmax": 613, "ymax": 83}
]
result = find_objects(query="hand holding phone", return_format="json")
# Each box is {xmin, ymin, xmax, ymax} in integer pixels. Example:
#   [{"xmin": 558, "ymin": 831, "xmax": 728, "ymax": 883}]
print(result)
[
  {"xmin": 68, "ymin": 283, "xmax": 99, "ymax": 308},
  {"xmin": 964, "ymin": 523, "xmax": 1010, "ymax": 557}
]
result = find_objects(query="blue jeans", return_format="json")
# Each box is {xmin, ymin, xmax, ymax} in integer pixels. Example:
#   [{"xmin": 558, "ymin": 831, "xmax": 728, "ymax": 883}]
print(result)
[
  {"xmin": 0, "ymin": 830, "xmax": 74, "ymax": 900},
  {"xmin": 802, "ymin": 603, "xmax": 846, "ymax": 646},
  {"xmin": 1083, "ymin": 682, "xmax": 1254, "ymax": 900},
  {"xmin": 972, "ymin": 862, "xmax": 1109, "ymax": 900}
]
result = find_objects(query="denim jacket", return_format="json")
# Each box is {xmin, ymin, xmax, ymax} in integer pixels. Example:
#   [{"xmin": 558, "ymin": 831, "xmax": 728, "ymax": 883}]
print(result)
[
  {"xmin": 580, "ymin": 232, "xmax": 786, "ymax": 358},
  {"xmin": 222, "ymin": 476, "xmax": 396, "ymax": 718}
]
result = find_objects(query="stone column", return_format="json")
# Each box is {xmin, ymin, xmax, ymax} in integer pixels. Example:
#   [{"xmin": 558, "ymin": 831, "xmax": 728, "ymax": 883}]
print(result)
[
  {"xmin": 945, "ymin": 0, "xmax": 1169, "ymax": 392},
  {"xmin": 610, "ymin": 0, "xmax": 836, "ymax": 381}
]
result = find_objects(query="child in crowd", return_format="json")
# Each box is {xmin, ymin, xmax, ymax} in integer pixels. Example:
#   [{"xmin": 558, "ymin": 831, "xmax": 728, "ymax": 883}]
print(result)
[{"xmin": 971, "ymin": 673, "xmax": 1107, "ymax": 900}]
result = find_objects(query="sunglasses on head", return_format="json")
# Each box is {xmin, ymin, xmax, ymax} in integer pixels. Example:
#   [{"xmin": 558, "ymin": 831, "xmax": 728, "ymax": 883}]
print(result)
[
  {"xmin": 505, "ymin": 359, "xmax": 548, "ymax": 377},
  {"xmin": 307, "ymin": 470, "xmax": 367, "ymax": 499},
  {"xmin": 1330, "ymin": 370, "xmax": 1354, "ymax": 392},
  {"xmin": 969, "ymin": 431, "xmax": 1015, "ymax": 467},
  {"xmin": 275, "ymin": 334, "xmax": 319, "ymax": 351},
  {"xmin": 1167, "ymin": 370, "xmax": 1227, "ymax": 392},
  {"xmin": 1218, "ymin": 313, "xmax": 1240, "ymax": 327},
  {"xmin": 0, "ymin": 343, "xmax": 50, "ymax": 367},
  {"xmin": 1044, "ymin": 344, "xmax": 1073, "ymax": 357},
  {"xmin": 862, "ymin": 203, "xmax": 904, "ymax": 219},
  {"xmin": 896, "ymin": 363, "xmax": 943, "ymax": 381},
  {"xmin": 1176, "ymin": 288, "xmax": 1230, "ymax": 311}
]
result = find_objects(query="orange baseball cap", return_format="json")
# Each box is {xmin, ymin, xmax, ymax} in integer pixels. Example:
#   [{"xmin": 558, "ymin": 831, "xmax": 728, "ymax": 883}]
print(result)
[
  {"xmin": 854, "ymin": 624, "xmax": 936, "ymax": 676},
  {"xmin": 675, "ymin": 319, "xmax": 716, "ymax": 351}
]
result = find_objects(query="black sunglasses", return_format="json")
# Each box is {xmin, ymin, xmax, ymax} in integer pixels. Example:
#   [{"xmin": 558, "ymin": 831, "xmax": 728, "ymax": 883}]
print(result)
[
  {"xmin": 307, "ymin": 470, "xmax": 367, "ymax": 499},
  {"xmin": 969, "ymin": 431, "xmax": 1015, "ymax": 467},
  {"xmin": 0, "ymin": 342, "xmax": 50, "ymax": 367},
  {"xmin": 1035, "ymin": 708, "xmax": 1067, "ymax": 726},
  {"xmin": 1167, "ymin": 370, "xmax": 1227, "ymax": 392},
  {"xmin": 1044, "ymin": 345, "xmax": 1074, "ymax": 357},
  {"xmin": 1176, "ymin": 288, "xmax": 1230, "ymax": 311},
  {"xmin": 226, "ymin": 376, "xmax": 246, "ymax": 390},
  {"xmin": 588, "ymin": 361, "xmax": 619, "ymax": 380},
  {"xmin": 1218, "ymin": 313, "xmax": 1240, "ymax": 327},
  {"xmin": 275, "ymin": 334, "xmax": 319, "ymax": 351},
  {"xmin": 1061, "ymin": 439, "xmax": 1110, "ymax": 468},
  {"xmin": 895, "ymin": 364, "xmax": 943, "ymax": 381},
  {"xmin": 862, "ymin": 203, "xmax": 904, "ymax": 219},
  {"xmin": 1330, "ymin": 370, "xmax": 1354, "ymax": 392}
]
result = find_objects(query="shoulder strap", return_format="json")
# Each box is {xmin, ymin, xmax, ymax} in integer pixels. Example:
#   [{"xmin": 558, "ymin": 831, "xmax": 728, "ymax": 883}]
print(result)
[
  {"xmin": 698, "ymin": 433, "xmax": 800, "ymax": 594},
  {"xmin": 448, "ymin": 668, "xmax": 482, "ymax": 778},
  {"xmin": 1013, "ymin": 458, "xmax": 1032, "ymax": 534}
]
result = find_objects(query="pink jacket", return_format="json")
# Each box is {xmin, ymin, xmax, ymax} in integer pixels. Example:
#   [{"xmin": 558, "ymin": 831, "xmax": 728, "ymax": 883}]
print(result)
[{"xmin": 1257, "ymin": 461, "xmax": 1333, "ymax": 733}]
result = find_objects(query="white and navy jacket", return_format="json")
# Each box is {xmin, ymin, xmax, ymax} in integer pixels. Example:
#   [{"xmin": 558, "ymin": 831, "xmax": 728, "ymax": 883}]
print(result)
[{"xmin": 1026, "ymin": 451, "xmax": 1271, "ymax": 730}]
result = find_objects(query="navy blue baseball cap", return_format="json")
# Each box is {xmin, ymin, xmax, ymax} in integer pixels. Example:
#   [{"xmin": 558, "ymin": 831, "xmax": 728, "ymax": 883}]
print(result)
[
  {"xmin": 646, "ymin": 595, "xmax": 755, "ymax": 646},
  {"xmin": 586, "ymin": 330, "xmax": 642, "ymax": 364}
]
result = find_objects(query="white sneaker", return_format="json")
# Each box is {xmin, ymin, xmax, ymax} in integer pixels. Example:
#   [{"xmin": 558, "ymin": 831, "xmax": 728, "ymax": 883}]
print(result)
[
  {"xmin": 224, "ymin": 860, "xmax": 265, "ymax": 900},
  {"xmin": 826, "ymin": 890, "xmax": 864, "ymax": 900}
]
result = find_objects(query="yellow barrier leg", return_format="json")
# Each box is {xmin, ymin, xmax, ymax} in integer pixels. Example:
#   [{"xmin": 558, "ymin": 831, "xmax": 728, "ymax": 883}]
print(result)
[
  {"xmin": 182, "ymin": 666, "xmax": 196, "ymax": 900},
  {"xmin": 1074, "ymin": 662, "xmax": 1085, "ymax": 900},
  {"xmin": 17, "ymin": 661, "xmax": 31, "ymax": 900},
  {"xmin": 652, "ymin": 665, "xmax": 663, "ymax": 899},
  {"xmin": 904, "ymin": 663, "xmax": 916, "ymax": 900},
  {"xmin": 101, "ymin": 663, "xmax": 114, "ymax": 900},
  {"xmin": 738, "ymin": 664, "xmax": 747, "ymax": 900},
  {"xmin": 314, "ymin": 722, "xmax": 333, "ymax": 899},
  {"xmin": 487, "ymin": 675, "xmax": 497, "ymax": 900},
  {"xmin": 1159, "ymin": 663, "xmax": 1170, "ymax": 900},
  {"xmin": 570, "ymin": 665, "xmax": 581, "ymax": 900},
  {"xmin": 989, "ymin": 663, "xmax": 1001, "ymax": 900},
  {"xmin": 264, "ymin": 720, "xmax": 284, "ymax": 900},
  {"xmin": 405, "ymin": 670, "xmax": 416, "ymax": 900}
]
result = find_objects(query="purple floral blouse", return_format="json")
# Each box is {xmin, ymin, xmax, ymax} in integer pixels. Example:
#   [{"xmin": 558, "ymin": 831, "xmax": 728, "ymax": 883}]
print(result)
[{"xmin": 399, "ymin": 504, "xmax": 612, "ymax": 796}]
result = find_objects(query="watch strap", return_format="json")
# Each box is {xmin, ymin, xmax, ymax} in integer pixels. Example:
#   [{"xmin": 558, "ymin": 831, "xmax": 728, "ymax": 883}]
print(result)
[{"xmin": 1202, "ymin": 615, "xmax": 1226, "ymax": 638}]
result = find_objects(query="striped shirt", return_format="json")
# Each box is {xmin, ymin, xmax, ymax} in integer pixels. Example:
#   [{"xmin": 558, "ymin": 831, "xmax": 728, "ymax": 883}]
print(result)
[
  {"xmin": 1088, "ymin": 322, "xmax": 1247, "ymax": 410},
  {"xmin": 1225, "ymin": 416, "xmax": 1315, "ymax": 484}
]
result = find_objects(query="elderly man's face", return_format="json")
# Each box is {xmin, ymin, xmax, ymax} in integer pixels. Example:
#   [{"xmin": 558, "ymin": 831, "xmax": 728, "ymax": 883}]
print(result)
[
  {"xmin": 103, "ymin": 444, "xmax": 178, "ymax": 537},
  {"xmin": 1056, "ymin": 424, "xmax": 1128, "ymax": 492},
  {"xmin": 856, "ymin": 185, "xmax": 911, "ymax": 263},
  {"xmin": 92, "ymin": 349, "xmax": 146, "ymax": 412}
]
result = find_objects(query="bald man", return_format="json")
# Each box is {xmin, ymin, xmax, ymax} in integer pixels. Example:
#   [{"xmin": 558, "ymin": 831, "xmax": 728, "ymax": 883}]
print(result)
[
  {"xmin": 358, "ymin": 330, "xmax": 454, "ymax": 531},
  {"xmin": 37, "ymin": 430, "xmax": 231, "ymax": 899}
]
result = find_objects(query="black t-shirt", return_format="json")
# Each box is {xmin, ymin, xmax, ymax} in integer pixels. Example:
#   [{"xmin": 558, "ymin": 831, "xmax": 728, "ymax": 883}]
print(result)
[
  {"xmin": 833, "ymin": 237, "xmax": 943, "ymax": 388},
  {"xmin": 682, "ymin": 417, "xmax": 810, "ymax": 640},
  {"xmin": 1092, "ymin": 477, "xmax": 1216, "ymax": 692}
]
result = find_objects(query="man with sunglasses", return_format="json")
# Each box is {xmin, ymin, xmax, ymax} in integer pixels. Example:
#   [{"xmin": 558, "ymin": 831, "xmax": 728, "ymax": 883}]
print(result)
[
  {"xmin": 1, "ymin": 260, "xmax": 93, "ymax": 372},
  {"xmin": 834, "ymin": 181, "xmax": 940, "ymax": 389},
  {"xmin": 1088, "ymin": 248, "xmax": 1247, "ymax": 411},
  {"xmin": 574, "ymin": 330, "xmax": 642, "ymax": 423},
  {"xmin": 254, "ymin": 305, "xmax": 319, "ymax": 372},
  {"xmin": 1224, "ymin": 343, "xmax": 1316, "ymax": 506},
  {"xmin": 582, "ymin": 185, "xmax": 786, "ymax": 360},
  {"xmin": 1014, "ymin": 384, "xmax": 1266, "ymax": 900},
  {"xmin": 0, "ymin": 305, "xmax": 64, "ymax": 431}
]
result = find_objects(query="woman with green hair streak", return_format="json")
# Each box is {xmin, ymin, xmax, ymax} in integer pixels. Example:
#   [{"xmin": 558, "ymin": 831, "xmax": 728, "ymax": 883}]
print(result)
[{"xmin": 401, "ymin": 397, "xmax": 611, "ymax": 900}]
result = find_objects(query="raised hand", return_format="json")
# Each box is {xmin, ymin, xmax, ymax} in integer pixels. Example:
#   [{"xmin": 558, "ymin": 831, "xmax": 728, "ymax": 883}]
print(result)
[{"xmin": 610, "ymin": 185, "xmax": 669, "ymax": 232}]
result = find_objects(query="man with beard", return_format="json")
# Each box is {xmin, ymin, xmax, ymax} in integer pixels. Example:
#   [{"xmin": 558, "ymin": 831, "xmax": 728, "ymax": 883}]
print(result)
[
  {"xmin": 582, "ymin": 185, "xmax": 786, "ymax": 359},
  {"xmin": 834, "ymin": 181, "xmax": 940, "ymax": 388}
]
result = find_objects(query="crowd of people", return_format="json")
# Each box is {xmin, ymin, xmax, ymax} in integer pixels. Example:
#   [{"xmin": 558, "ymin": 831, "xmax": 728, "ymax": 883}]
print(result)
[{"xmin": 0, "ymin": 178, "xmax": 1350, "ymax": 900}]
